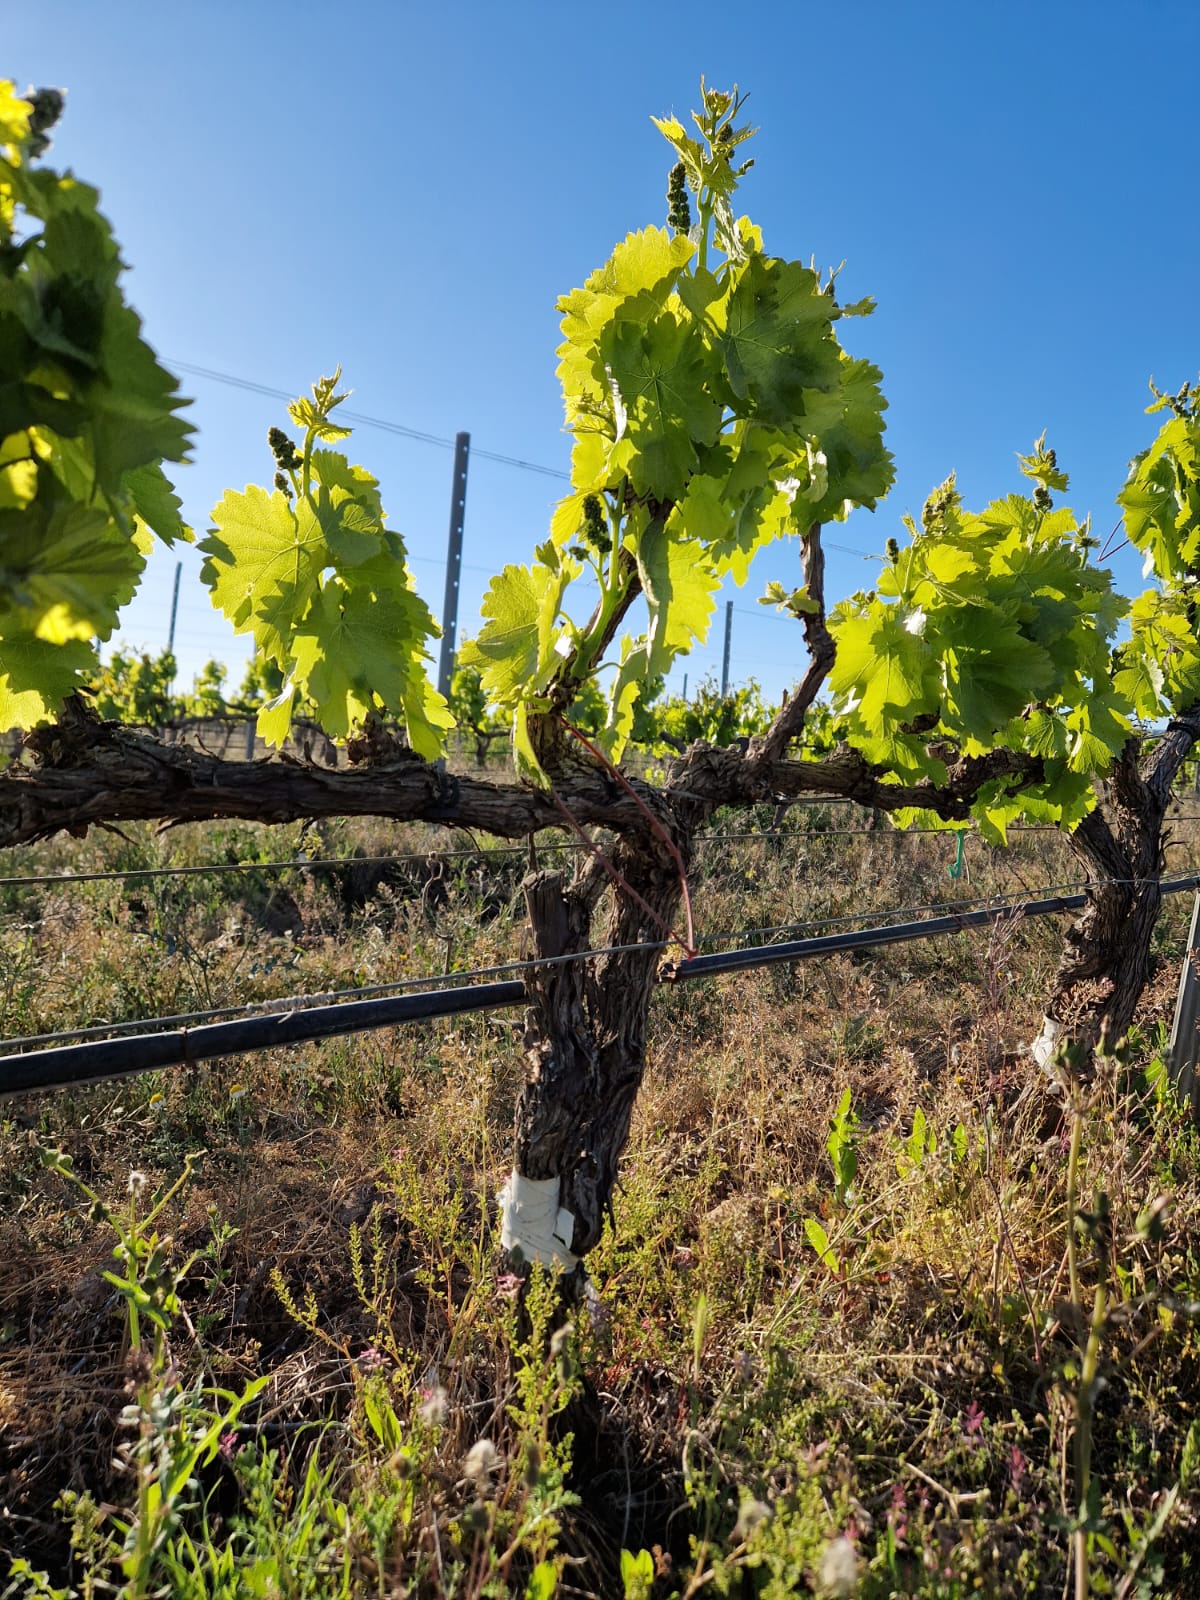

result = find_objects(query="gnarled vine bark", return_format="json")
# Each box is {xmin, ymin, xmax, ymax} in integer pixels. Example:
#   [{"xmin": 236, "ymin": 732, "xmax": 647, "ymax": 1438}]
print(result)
[{"xmin": 1034, "ymin": 709, "xmax": 1200, "ymax": 1067}]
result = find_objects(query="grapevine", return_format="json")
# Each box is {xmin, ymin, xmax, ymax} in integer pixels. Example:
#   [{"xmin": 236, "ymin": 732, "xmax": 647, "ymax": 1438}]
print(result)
[{"xmin": 2, "ymin": 76, "xmax": 1200, "ymax": 1263}]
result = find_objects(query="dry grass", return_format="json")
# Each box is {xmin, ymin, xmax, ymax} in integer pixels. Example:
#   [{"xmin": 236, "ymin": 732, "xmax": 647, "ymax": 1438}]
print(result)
[{"xmin": 1, "ymin": 806, "xmax": 1199, "ymax": 1595}]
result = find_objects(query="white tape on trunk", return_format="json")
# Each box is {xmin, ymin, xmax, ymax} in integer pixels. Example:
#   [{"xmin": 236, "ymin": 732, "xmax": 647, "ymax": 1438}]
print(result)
[
  {"xmin": 498, "ymin": 1172, "xmax": 578, "ymax": 1271},
  {"xmin": 1030, "ymin": 1016, "xmax": 1063, "ymax": 1074}
]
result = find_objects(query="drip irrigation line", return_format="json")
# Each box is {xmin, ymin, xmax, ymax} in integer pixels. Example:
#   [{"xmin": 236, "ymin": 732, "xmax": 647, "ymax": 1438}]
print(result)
[
  {"xmin": 0, "ymin": 980, "xmax": 530, "ymax": 1095},
  {"xmin": 664, "ymin": 875, "xmax": 1200, "ymax": 982},
  {"xmin": 2, "ymin": 936, "xmax": 672, "ymax": 1050},
  {"xmin": 6, "ymin": 867, "xmax": 1200, "ymax": 1051},
  {"xmin": 6, "ymin": 873, "xmax": 1200, "ymax": 1093},
  {"xmin": 1, "ymin": 875, "xmax": 1114, "ymax": 1051}
]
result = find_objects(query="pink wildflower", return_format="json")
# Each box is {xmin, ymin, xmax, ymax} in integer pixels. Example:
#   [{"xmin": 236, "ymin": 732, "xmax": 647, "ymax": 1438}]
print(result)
[{"xmin": 888, "ymin": 1481, "xmax": 908, "ymax": 1543}]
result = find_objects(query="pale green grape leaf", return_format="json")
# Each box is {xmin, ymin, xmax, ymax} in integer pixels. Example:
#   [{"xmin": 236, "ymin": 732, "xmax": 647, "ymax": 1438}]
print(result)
[
  {"xmin": 0, "ymin": 631, "xmax": 96, "ymax": 730},
  {"xmin": 535, "ymin": 554, "xmax": 581, "ymax": 679},
  {"xmin": 0, "ymin": 81, "xmax": 32, "ymax": 155},
  {"xmin": 512, "ymin": 701, "xmax": 547, "ymax": 786},
  {"xmin": 979, "ymin": 492, "xmax": 1043, "ymax": 544},
  {"xmin": 801, "ymin": 357, "xmax": 894, "ymax": 520},
  {"xmin": 850, "ymin": 727, "xmax": 945, "ymax": 782},
  {"xmin": 1163, "ymin": 646, "xmax": 1200, "ymax": 712},
  {"xmin": 675, "ymin": 472, "xmax": 730, "ymax": 544},
  {"xmin": 1120, "ymin": 415, "xmax": 1199, "ymax": 583},
  {"xmin": 90, "ymin": 301, "xmax": 193, "ymax": 481},
  {"xmin": 650, "ymin": 115, "xmax": 707, "ymax": 188},
  {"xmin": 0, "ymin": 433, "xmax": 38, "ymax": 508},
  {"xmin": 1017, "ymin": 434, "xmax": 1070, "ymax": 493},
  {"xmin": 567, "ymin": 430, "xmax": 611, "ymax": 494},
  {"xmin": 124, "ymin": 462, "xmax": 192, "ymax": 546},
  {"xmin": 202, "ymin": 485, "xmax": 327, "ymax": 661},
  {"xmin": 27, "ymin": 431, "xmax": 93, "ymax": 504},
  {"xmin": 692, "ymin": 427, "xmax": 800, "ymax": 584},
  {"xmin": 603, "ymin": 304, "xmax": 721, "ymax": 499},
  {"xmin": 0, "ymin": 500, "xmax": 145, "ymax": 640},
  {"xmin": 1064, "ymin": 688, "xmax": 1130, "ymax": 774},
  {"xmin": 601, "ymin": 226, "xmax": 694, "ymax": 303},
  {"xmin": 939, "ymin": 631, "xmax": 1055, "ymax": 736},
  {"xmin": 708, "ymin": 480, "xmax": 797, "ymax": 586},
  {"xmin": 290, "ymin": 575, "xmax": 435, "ymax": 741},
  {"xmin": 717, "ymin": 255, "xmax": 841, "ymax": 425},
  {"xmin": 637, "ymin": 521, "xmax": 719, "ymax": 677},
  {"xmin": 603, "ymin": 651, "xmax": 646, "ymax": 762},
  {"xmin": 557, "ymin": 228, "xmax": 693, "ymax": 410},
  {"xmin": 302, "ymin": 547, "xmax": 443, "ymax": 752},
  {"xmin": 1033, "ymin": 507, "xmax": 1080, "ymax": 544},
  {"xmin": 675, "ymin": 266, "xmax": 725, "ymax": 321},
  {"xmin": 975, "ymin": 797, "xmax": 1023, "ymax": 847},
  {"xmin": 256, "ymin": 684, "xmax": 296, "ymax": 747},
  {"xmin": 1038, "ymin": 766, "xmax": 1101, "ymax": 830},
  {"xmin": 829, "ymin": 602, "xmax": 937, "ymax": 733},
  {"xmin": 309, "ymin": 450, "xmax": 386, "ymax": 563},
  {"xmin": 1122, "ymin": 466, "xmax": 1182, "ymax": 579},
  {"xmin": 1113, "ymin": 648, "xmax": 1167, "ymax": 719},
  {"xmin": 550, "ymin": 488, "xmax": 594, "ymax": 547},
  {"xmin": 288, "ymin": 399, "xmax": 351, "ymax": 443},
  {"xmin": 925, "ymin": 545, "xmax": 977, "ymax": 585},
  {"xmin": 459, "ymin": 564, "xmax": 542, "ymax": 705},
  {"xmin": 1023, "ymin": 709, "xmax": 1070, "ymax": 762},
  {"xmin": 559, "ymin": 227, "xmax": 693, "ymax": 347},
  {"xmin": 400, "ymin": 674, "xmax": 455, "ymax": 761},
  {"xmin": 760, "ymin": 580, "xmax": 819, "ymax": 615},
  {"xmin": 1116, "ymin": 590, "xmax": 1200, "ymax": 715}
]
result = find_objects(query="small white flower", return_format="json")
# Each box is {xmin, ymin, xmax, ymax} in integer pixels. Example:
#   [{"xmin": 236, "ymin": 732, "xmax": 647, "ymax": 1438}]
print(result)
[
  {"xmin": 127, "ymin": 1170, "xmax": 148, "ymax": 1196},
  {"xmin": 463, "ymin": 1437, "xmax": 501, "ymax": 1488},
  {"xmin": 733, "ymin": 1498, "xmax": 771, "ymax": 1539},
  {"xmin": 818, "ymin": 1535, "xmax": 859, "ymax": 1597},
  {"xmin": 417, "ymin": 1380, "xmax": 447, "ymax": 1426}
]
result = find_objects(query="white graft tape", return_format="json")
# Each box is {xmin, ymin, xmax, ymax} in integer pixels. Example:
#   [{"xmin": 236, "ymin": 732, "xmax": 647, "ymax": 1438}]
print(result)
[
  {"xmin": 1030, "ymin": 1016, "xmax": 1063, "ymax": 1074},
  {"xmin": 498, "ymin": 1172, "xmax": 579, "ymax": 1271}
]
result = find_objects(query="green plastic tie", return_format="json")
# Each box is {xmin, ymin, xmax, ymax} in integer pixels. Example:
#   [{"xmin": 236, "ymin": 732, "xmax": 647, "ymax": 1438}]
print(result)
[{"xmin": 948, "ymin": 830, "xmax": 967, "ymax": 879}]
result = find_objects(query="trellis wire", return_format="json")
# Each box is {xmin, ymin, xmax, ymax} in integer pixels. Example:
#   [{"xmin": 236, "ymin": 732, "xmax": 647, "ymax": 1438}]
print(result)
[
  {"xmin": 4, "ymin": 873, "xmax": 1200, "ymax": 1098},
  {"xmin": 7, "ymin": 813, "xmax": 1199, "ymax": 893}
]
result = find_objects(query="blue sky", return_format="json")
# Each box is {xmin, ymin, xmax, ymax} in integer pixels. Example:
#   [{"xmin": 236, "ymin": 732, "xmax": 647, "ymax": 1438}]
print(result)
[{"xmin": 10, "ymin": 2, "xmax": 1200, "ymax": 703}]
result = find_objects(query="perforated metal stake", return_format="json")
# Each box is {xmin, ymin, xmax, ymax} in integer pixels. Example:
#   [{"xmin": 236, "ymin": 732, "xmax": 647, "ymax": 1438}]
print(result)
[
  {"xmin": 1168, "ymin": 889, "xmax": 1200, "ymax": 1118},
  {"xmin": 437, "ymin": 432, "xmax": 470, "ymax": 700}
]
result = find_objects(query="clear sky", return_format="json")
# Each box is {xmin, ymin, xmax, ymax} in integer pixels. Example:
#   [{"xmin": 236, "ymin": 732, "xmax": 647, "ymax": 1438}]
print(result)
[{"xmin": 9, "ymin": 1, "xmax": 1200, "ymax": 704}]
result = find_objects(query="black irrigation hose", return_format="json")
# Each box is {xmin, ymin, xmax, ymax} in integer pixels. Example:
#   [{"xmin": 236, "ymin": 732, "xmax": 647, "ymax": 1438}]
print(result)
[
  {"xmin": 5, "ymin": 874, "xmax": 1199, "ymax": 1100},
  {"xmin": 4, "ymin": 876, "xmax": 1109, "ymax": 1050},
  {"xmin": 0, "ymin": 981, "xmax": 526, "ymax": 1097}
]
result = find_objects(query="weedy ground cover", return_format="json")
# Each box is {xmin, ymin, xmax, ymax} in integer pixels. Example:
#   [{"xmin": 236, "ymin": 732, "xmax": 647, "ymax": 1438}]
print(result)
[{"xmin": 1, "ymin": 807, "xmax": 1198, "ymax": 1596}]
